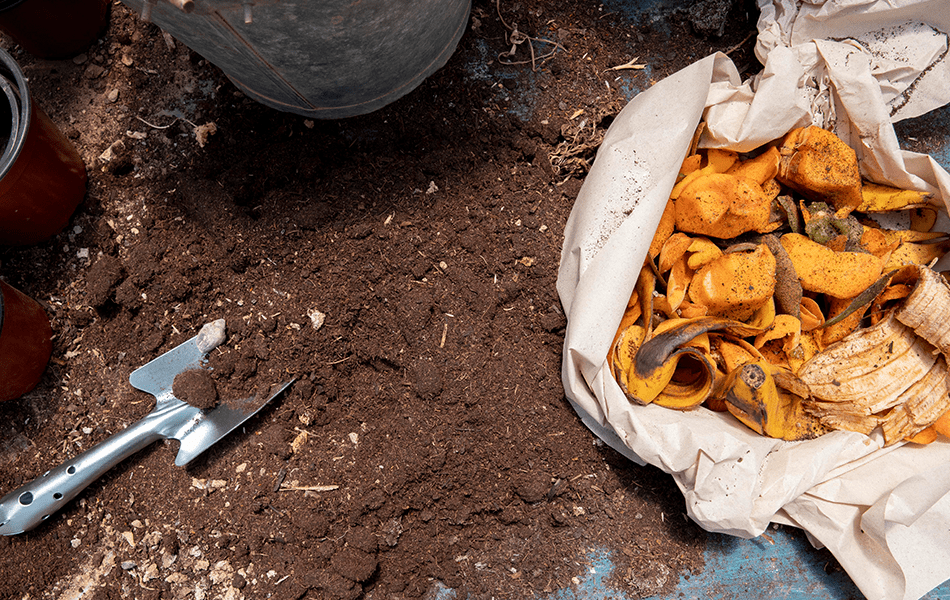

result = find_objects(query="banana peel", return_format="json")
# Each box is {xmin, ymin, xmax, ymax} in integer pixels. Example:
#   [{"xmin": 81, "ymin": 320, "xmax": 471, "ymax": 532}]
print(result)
[
  {"xmin": 911, "ymin": 206, "xmax": 939, "ymax": 232},
  {"xmin": 798, "ymin": 311, "xmax": 935, "ymax": 414},
  {"xmin": 802, "ymin": 400, "xmax": 880, "ymax": 435},
  {"xmin": 793, "ymin": 266, "xmax": 950, "ymax": 444},
  {"xmin": 879, "ymin": 355, "xmax": 950, "ymax": 445},
  {"xmin": 895, "ymin": 264, "xmax": 950, "ymax": 356},
  {"xmin": 884, "ymin": 239, "xmax": 950, "ymax": 270},
  {"xmin": 623, "ymin": 317, "xmax": 760, "ymax": 409},
  {"xmin": 878, "ymin": 229, "xmax": 947, "ymax": 245},
  {"xmin": 858, "ymin": 182, "xmax": 933, "ymax": 212},
  {"xmin": 722, "ymin": 359, "xmax": 827, "ymax": 440}
]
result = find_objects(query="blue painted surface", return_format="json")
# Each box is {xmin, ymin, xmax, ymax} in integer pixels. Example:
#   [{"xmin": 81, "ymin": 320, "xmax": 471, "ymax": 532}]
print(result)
[
  {"xmin": 543, "ymin": 549, "xmax": 616, "ymax": 600},
  {"xmin": 661, "ymin": 529, "xmax": 862, "ymax": 600},
  {"xmin": 601, "ymin": 0, "xmax": 692, "ymax": 37},
  {"xmin": 895, "ymin": 104, "xmax": 950, "ymax": 174},
  {"xmin": 609, "ymin": 66, "xmax": 652, "ymax": 102},
  {"xmin": 522, "ymin": 525, "xmax": 950, "ymax": 600},
  {"xmin": 464, "ymin": 38, "xmax": 546, "ymax": 121}
]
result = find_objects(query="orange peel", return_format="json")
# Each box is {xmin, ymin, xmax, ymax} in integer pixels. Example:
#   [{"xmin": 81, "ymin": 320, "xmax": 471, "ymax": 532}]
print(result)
[
  {"xmin": 780, "ymin": 233, "xmax": 883, "ymax": 299},
  {"xmin": 688, "ymin": 244, "xmax": 776, "ymax": 321},
  {"xmin": 777, "ymin": 126, "xmax": 863, "ymax": 214},
  {"xmin": 675, "ymin": 173, "xmax": 772, "ymax": 238}
]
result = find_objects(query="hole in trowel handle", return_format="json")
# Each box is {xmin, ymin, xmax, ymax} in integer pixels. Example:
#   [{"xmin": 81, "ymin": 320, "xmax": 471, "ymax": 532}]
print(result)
[{"xmin": 18, "ymin": 492, "xmax": 32, "ymax": 505}]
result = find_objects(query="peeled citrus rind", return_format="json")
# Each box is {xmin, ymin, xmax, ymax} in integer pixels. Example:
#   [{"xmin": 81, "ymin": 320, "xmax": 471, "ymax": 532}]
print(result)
[
  {"xmin": 777, "ymin": 126, "xmax": 863, "ymax": 214},
  {"xmin": 688, "ymin": 244, "xmax": 776, "ymax": 321},
  {"xmin": 780, "ymin": 233, "xmax": 883, "ymax": 299}
]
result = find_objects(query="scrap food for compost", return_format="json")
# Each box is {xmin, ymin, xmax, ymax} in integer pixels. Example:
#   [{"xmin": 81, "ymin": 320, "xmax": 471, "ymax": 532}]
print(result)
[{"xmin": 611, "ymin": 124, "xmax": 950, "ymax": 446}]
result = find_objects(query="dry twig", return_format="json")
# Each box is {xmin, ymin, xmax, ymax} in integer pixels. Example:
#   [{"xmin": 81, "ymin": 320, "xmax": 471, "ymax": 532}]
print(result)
[
  {"xmin": 605, "ymin": 56, "xmax": 647, "ymax": 72},
  {"xmin": 724, "ymin": 31, "xmax": 756, "ymax": 56},
  {"xmin": 279, "ymin": 484, "xmax": 340, "ymax": 492}
]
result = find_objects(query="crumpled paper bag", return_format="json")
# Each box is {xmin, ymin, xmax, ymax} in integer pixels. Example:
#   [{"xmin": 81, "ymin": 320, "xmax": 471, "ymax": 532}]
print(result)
[{"xmin": 556, "ymin": 4, "xmax": 950, "ymax": 600}]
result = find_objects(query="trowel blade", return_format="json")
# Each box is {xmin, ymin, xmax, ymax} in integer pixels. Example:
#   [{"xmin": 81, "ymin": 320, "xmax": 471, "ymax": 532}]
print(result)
[
  {"xmin": 128, "ymin": 336, "xmax": 206, "ymax": 403},
  {"xmin": 171, "ymin": 380, "xmax": 294, "ymax": 466}
]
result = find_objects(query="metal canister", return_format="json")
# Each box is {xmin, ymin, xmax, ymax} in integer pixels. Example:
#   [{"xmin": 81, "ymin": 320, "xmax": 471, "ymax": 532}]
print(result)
[{"xmin": 120, "ymin": 0, "xmax": 471, "ymax": 119}]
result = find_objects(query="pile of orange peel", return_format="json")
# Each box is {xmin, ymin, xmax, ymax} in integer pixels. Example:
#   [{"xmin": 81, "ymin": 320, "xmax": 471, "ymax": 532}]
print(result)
[{"xmin": 610, "ymin": 125, "xmax": 950, "ymax": 445}]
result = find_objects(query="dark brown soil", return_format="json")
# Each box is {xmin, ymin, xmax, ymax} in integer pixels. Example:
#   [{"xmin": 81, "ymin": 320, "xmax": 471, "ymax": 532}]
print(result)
[
  {"xmin": 0, "ymin": 1, "xmax": 772, "ymax": 599},
  {"xmin": 173, "ymin": 369, "xmax": 218, "ymax": 410}
]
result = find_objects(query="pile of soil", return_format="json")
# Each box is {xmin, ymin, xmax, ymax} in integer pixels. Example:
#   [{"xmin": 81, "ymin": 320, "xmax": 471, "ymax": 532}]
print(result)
[{"xmin": 0, "ymin": 1, "xmax": 790, "ymax": 598}]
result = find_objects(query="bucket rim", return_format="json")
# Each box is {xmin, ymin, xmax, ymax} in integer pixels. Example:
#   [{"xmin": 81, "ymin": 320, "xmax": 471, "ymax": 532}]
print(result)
[{"xmin": 0, "ymin": 46, "xmax": 30, "ymax": 183}]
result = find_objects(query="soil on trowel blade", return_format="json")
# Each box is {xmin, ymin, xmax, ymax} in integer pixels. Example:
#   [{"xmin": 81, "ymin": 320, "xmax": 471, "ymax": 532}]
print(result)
[
  {"xmin": 0, "ymin": 1, "xmax": 863, "ymax": 599},
  {"xmin": 172, "ymin": 368, "xmax": 218, "ymax": 410}
]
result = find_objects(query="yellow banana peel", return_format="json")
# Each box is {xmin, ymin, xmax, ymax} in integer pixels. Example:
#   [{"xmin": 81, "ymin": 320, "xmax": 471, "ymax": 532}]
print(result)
[
  {"xmin": 858, "ymin": 182, "xmax": 933, "ymax": 212},
  {"xmin": 624, "ymin": 317, "xmax": 761, "ymax": 408},
  {"xmin": 884, "ymin": 239, "xmax": 950, "ymax": 270},
  {"xmin": 721, "ymin": 359, "xmax": 826, "ymax": 440}
]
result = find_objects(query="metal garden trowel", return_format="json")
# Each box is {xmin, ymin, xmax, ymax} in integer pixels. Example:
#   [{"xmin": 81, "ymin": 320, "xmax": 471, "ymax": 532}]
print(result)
[{"xmin": 0, "ymin": 320, "xmax": 293, "ymax": 535}]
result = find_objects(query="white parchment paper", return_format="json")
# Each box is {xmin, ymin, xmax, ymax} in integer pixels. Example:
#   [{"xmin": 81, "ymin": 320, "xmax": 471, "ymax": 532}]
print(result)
[{"xmin": 556, "ymin": 3, "xmax": 950, "ymax": 599}]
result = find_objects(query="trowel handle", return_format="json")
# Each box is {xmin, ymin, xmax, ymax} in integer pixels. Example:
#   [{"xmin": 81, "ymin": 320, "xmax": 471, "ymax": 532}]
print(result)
[{"xmin": 0, "ymin": 408, "xmax": 178, "ymax": 535}]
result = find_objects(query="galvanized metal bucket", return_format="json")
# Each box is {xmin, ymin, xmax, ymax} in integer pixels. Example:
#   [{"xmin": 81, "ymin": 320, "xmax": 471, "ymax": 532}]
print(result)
[{"xmin": 120, "ymin": 0, "xmax": 471, "ymax": 119}]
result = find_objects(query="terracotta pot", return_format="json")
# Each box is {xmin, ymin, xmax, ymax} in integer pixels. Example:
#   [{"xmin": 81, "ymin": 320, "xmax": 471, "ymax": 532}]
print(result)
[
  {"xmin": 0, "ymin": 0, "xmax": 110, "ymax": 59},
  {"xmin": 0, "ymin": 47, "xmax": 87, "ymax": 246},
  {"xmin": 0, "ymin": 280, "xmax": 52, "ymax": 402}
]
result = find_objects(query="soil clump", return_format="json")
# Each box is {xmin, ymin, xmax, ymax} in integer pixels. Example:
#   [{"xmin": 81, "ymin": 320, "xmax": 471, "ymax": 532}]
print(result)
[{"xmin": 172, "ymin": 368, "xmax": 218, "ymax": 410}]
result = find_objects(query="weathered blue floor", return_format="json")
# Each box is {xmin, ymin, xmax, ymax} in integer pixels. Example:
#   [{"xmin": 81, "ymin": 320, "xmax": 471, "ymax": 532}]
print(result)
[
  {"xmin": 542, "ymin": 527, "xmax": 861, "ymax": 600},
  {"xmin": 430, "ymin": 523, "xmax": 950, "ymax": 599},
  {"xmin": 535, "ymin": 527, "xmax": 949, "ymax": 600}
]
